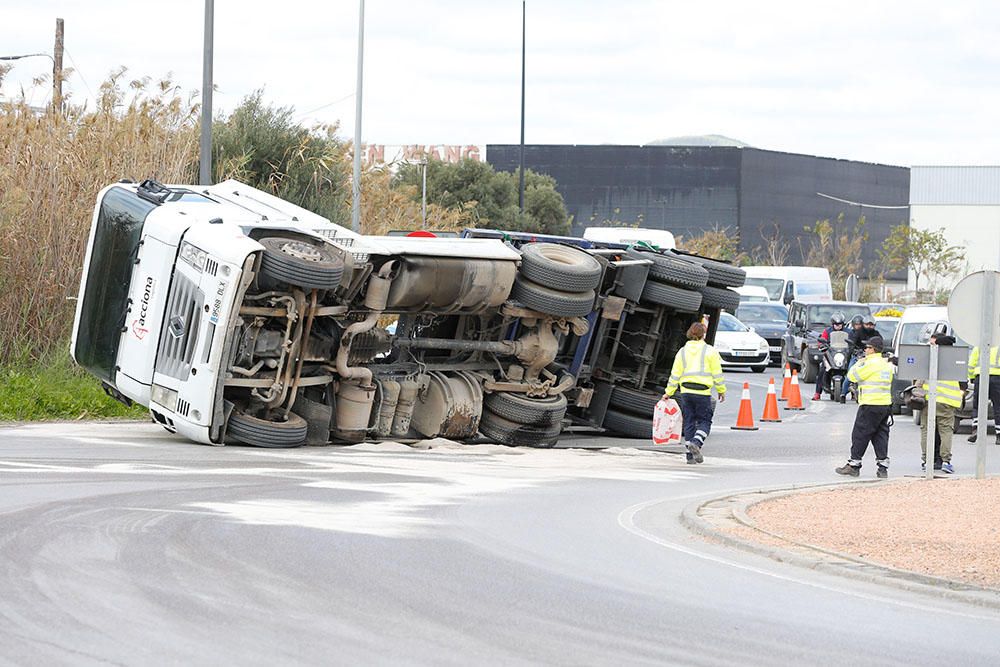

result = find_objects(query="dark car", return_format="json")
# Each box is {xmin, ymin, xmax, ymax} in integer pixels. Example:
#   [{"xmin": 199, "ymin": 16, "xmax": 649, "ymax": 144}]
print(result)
[
  {"xmin": 735, "ymin": 302, "xmax": 789, "ymax": 365},
  {"xmin": 782, "ymin": 300, "xmax": 871, "ymax": 383}
]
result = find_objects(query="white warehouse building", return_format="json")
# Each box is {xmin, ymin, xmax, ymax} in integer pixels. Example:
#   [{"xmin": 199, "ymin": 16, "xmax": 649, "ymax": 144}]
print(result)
[{"xmin": 910, "ymin": 166, "xmax": 1000, "ymax": 292}]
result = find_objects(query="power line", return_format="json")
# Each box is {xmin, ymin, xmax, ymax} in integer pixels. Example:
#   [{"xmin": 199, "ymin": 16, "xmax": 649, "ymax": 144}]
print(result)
[
  {"xmin": 63, "ymin": 48, "xmax": 94, "ymax": 100},
  {"xmin": 297, "ymin": 92, "xmax": 355, "ymax": 119},
  {"xmin": 815, "ymin": 191, "xmax": 909, "ymax": 209}
]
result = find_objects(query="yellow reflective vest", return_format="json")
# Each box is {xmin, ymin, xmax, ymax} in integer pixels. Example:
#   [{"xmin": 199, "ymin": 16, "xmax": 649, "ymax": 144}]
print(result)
[
  {"xmin": 666, "ymin": 340, "xmax": 726, "ymax": 397},
  {"xmin": 846, "ymin": 354, "xmax": 894, "ymax": 406},
  {"xmin": 921, "ymin": 380, "xmax": 964, "ymax": 409},
  {"xmin": 968, "ymin": 346, "xmax": 1000, "ymax": 379}
]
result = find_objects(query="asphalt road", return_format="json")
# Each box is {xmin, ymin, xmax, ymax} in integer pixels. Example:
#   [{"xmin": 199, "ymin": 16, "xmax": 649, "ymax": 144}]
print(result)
[{"xmin": 2, "ymin": 366, "xmax": 1000, "ymax": 665}]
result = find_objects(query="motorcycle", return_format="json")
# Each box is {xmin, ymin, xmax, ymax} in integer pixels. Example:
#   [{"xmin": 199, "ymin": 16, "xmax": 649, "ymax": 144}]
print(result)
[{"xmin": 818, "ymin": 330, "xmax": 851, "ymax": 403}]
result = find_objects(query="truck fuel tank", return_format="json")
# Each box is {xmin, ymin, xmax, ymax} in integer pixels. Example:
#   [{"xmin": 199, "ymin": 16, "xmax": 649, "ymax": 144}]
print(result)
[{"xmin": 384, "ymin": 257, "xmax": 517, "ymax": 313}]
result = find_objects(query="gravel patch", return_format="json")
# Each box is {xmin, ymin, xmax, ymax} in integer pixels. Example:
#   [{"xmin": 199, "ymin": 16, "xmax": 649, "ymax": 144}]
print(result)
[{"xmin": 747, "ymin": 479, "xmax": 1000, "ymax": 589}]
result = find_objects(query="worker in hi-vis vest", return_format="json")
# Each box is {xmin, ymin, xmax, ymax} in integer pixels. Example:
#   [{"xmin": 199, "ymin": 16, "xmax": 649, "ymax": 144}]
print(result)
[
  {"xmin": 967, "ymin": 344, "xmax": 1000, "ymax": 445},
  {"xmin": 919, "ymin": 325, "xmax": 964, "ymax": 473},
  {"xmin": 665, "ymin": 322, "xmax": 726, "ymax": 465},
  {"xmin": 835, "ymin": 335, "xmax": 895, "ymax": 479}
]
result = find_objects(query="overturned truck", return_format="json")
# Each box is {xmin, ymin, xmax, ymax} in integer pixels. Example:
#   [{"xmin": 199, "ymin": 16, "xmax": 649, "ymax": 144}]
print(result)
[{"xmin": 72, "ymin": 179, "xmax": 745, "ymax": 448}]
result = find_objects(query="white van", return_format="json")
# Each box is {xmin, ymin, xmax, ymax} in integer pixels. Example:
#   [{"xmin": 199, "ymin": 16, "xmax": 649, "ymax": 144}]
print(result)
[
  {"xmin": 742, "ymin": 266, "xmax": 832, "ymax": 305},
  {"xmin": 582, "ymin": 227, "xmax": 675, "ymax": 250}
]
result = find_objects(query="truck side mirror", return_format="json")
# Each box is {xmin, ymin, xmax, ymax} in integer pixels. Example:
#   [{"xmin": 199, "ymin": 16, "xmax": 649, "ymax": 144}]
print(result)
[{"xmin": 783, "ymin": 281, "xmax": 795, "ymax": 305}]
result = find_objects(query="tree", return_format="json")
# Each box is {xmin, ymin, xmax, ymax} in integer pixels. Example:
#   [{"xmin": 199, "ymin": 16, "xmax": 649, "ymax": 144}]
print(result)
[
  {"xmin": 212, "ymin": 91, "xmax": 350, "ymax": 226},
  {"xmin": 880, "ymin": 224, "xmax": 966, "ymax": 293},
  {"xmin": 394, "ymin": 159, "xmax": 570, "ymax": 234},
  {"xmin": 748, "ymin": 223, "xmax": 790, "ymax": 266},
  {"xmin": 800, "ymin": 213, "xmax": 866, "ymax": 298},
  {"xmin": 677, "ymin": 225, "xmax": 746, "ymax": 263}
]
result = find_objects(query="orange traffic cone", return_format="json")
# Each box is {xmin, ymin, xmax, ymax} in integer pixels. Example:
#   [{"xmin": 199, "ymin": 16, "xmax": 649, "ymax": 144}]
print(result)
[
  {"xmin": 779, "ymin": 363, "xmax": 792, "ymax": 401},
  {"xmin": 784, "ymin": 369, "xmax": 805, "ymax": 410},
  {"xmin": 730, "ymin": 382, "xmax": 759, "ymax": 430},
  {"xmin": 761, "ymin": 377, "xmax": 782, "ymax": 422}
]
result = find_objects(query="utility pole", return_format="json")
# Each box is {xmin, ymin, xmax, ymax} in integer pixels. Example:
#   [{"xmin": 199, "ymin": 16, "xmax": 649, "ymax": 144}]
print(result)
[
  {"xmin": 199, "ymin": 0, "xmax": 214, "ymax": 186},
  {"xmin": 352, "ymin": 0, "xmax": 365, "ymax": 233},
  {"xmin": 518, "ymin": 0, "xmax": 526, "ymax": 214},
  {"xmin": 421, "ymin": 157, "xmax": 428, "ymax": 227},
  {"xmin": 52, "ymin": 18, "xmax": 64, "ymax": 113}
]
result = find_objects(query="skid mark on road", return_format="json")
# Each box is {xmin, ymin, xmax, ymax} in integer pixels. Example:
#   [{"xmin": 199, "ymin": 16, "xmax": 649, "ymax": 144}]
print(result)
[{"xmin": 617, "ymin": 497, "xmax": 1000, "ymax": 622}]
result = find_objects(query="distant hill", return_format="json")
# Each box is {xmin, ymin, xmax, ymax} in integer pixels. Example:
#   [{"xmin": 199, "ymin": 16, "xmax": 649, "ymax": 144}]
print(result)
[{"xmin": 646, "ymin": 134, "xmax": 751, "ymax": 148}]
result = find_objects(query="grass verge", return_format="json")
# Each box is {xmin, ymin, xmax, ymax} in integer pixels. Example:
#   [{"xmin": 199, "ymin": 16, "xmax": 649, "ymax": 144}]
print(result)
[{"xmin": 0, "ymin": 349, "xmax": 147, "ymax": 422}]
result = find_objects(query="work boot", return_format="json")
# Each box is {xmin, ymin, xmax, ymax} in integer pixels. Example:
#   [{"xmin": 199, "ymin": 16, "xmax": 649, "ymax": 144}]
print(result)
[
  {"xmin": 995, "ymin": 434, "xmax": 1000, "ymax": 445},
  {"xmin": 812, "ymin": 393, "xmax": 821, "ymax": 401},
  {"xmin": 835, "ymin": 463, "xmax": 860, "ymax": 477},
  {"xmin": 969, "ymin": 432, "xmax": 978, "ymax": 443},
  {"xmin": 876, "ymin": 465, "xmax": 888, "ymax": 479},
  {"xmin": 687, "ymin": 441, "xmax": 704, "ymax": 463}
]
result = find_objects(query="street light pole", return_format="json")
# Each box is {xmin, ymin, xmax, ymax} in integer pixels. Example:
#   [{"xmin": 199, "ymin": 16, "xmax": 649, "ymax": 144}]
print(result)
[
  {"xmin": 518, "ymin": 0, "xmax": 526, "ymax": 214},
  {"xmin": 199, "ymin": 0, "xmax": 214, "ymax": 186},
  {"xmin": 352, "ymin": 0, "xmax": 366, "ymax": 233},
  {"xmin": 421, "ymin": 157, "xmax": 427, "ymax": 227}
]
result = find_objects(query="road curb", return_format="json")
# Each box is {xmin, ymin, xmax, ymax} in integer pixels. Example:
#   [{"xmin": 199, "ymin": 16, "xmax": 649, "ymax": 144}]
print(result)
[{"xmin": 680, "ymin": 480, "xmax": 1000, "ymax": 610}]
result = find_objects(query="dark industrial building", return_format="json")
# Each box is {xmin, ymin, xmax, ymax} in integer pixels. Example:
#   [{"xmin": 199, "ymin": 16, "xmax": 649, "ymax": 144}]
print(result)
[{"xmin": 487, "ymin": 144, "xmax": 909, "ymax": 277}]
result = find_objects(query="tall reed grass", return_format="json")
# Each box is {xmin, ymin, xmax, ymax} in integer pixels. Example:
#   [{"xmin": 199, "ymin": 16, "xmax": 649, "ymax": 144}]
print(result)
[{"xmin": 0, "ymin": 68, "xmax": 199, "ymax": 365}]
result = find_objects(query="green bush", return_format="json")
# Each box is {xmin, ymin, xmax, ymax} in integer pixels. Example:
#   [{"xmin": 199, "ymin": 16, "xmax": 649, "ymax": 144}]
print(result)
[{"xmin": 0, "ymin": 348, "xmax": 147, "ymax": 421}]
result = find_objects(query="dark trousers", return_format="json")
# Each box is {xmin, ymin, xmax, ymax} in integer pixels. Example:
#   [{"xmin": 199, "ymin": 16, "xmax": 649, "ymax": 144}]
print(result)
[
  {"xmin": 971, "ymin": 376, "xmax": 1000, "ymax": 422},
  {"xmin": 815, "ymin": 365, "xmax": 826, "ymax": 395},
  {"xmin": 677, "ymin": 393, "xmax": 715, "ymax": 447},
  {"xmin": 850, "ymin": 404, "xmax": 892, "ymax": 467}
]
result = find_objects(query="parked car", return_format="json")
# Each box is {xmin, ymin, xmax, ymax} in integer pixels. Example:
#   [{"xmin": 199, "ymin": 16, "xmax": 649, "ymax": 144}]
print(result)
[
  {"xmin": 735, "ymin": 302, "xmax": 788, "ymax": 365},
  {"xmin": 715, "ymin": 312, "xmax": 770, "ymax": 373},
  {"xmin": 782, "ymin": 300, "xmax": 871, "ymax": 383}
]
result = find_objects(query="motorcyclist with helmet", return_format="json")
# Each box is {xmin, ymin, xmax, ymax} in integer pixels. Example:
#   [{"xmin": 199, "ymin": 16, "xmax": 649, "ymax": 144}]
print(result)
[{"xmin": 813, "ymin": 312, "xmax": 848, "ymax": 401}]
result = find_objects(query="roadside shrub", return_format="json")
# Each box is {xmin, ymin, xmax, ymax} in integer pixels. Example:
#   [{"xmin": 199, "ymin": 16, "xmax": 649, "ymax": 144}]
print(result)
[{"xmin": 0, "ymin": 68, "xmax": 198, "ymax": 365}]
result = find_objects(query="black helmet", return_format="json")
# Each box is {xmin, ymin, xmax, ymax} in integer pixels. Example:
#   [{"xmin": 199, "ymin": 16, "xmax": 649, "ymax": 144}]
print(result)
[
  {"xmin": 866, "ymin": 336, "xmax": 885, "ymax": 352},
  {"xmin": 850, "ymin": 315, "xmax": 864, "ymax": 326},
  {"xmin": 831, "ymin": 312, "xmax": 846, "ymax": 326}
]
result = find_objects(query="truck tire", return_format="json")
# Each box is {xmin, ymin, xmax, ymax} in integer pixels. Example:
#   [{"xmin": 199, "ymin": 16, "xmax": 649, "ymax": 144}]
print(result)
[
  {"xmin": 698, "ymin": 285, "xmax": 741, "ymax": 312},
  {"xmin": 640, "ymin": 281, "xmax": 702, "ymax": 312},
  {"xmin": 609, "ymin": 385, "xmax": 661, "ymax": 416},
  {"xmin": 511, "ymin": 276, "xmax": 596, "ymax": 317},
  {"xmin": 258, "ymin": 237, "xmax": 345, "ymax": 290},
  {"xmin": 479, "ymin": 410, "xmax": 561, "ymax": 448},
  {"xmin": 626, "ymin": 248, "xmax": 709, "ymax": 289},
  {"xmin": 519, "ymin": 243, "xmax": 602, "ymax": 293},
  {"xmin": 483, "ymin": 392, "xmax": 567, "ymax": 428},
  {"xmin": 227, "ymin": 411, "xmax": 308, "ymax": 448},
  {"xmin": 602, "ymin": 408, "xmax": 653, "ymax": 439},
  {"xmin": 683, "ymin": 256, "xmax": 746, "ymax": 288}
]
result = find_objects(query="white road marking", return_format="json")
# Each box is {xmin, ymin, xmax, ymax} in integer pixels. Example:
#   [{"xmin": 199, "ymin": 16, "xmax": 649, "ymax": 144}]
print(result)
[{"xmin": 617, "ymin": 497, "xmax": 1000, "ymax": 622}]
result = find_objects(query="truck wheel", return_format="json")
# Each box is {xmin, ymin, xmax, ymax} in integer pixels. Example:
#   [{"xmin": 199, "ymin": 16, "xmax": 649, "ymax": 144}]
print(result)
[
  {"xmin": 609, "ymin": 385, "xmax": 661, "ymax": 416},
  {"xmin": 626, "ymin": 248, "xmax": 709, "ymax": 289},
  {"xmin": 682, "ymin": 256, "xmax": 746, "ymax": 288},
  {"xmin": 698, "ymin": 285, "xmax": 741, "ymax": 312},
  {"xmin": 799, "ymin": 356, "xmax": 816, "ymax": 383},
  {"xmin": 519, "ymin": 243, "xmax": 602, "ymax": 293},
  {"xmin": 640, "ymin": 281, "xmax": 702, "ymax": 312},
  {"xmin": 258, "ymin": 236, "xmax": 345, "ymax": 290},
  {"xmin": 483, "ymin": 392, "xmax": 567, "ymax": 427},
  {"xmin": 511, "ymin": 276, "xmax": 596, "ymax": 317},
  {"xmin": 602, "ymin": 408, "xmax": 653, "ymax": 439},
  {"xmin": 227, "ymin": 411, "xmax": 308, "ymax": 448},
  {"xmin": 479, "ymin": 410, "xmax": 561, "ymax": 448}
]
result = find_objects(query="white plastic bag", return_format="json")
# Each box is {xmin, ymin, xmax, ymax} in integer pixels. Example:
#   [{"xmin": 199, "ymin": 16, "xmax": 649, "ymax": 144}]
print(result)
[{"xmin": 652, "ymin": 397, "xmax": 683, "ymax": 445}]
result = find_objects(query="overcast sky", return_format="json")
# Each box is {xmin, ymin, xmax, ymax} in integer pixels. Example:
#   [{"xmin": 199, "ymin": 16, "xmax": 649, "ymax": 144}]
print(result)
[{"xmin": 3, "ymin": 0, "xmax": 999, "ymax": 166}]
